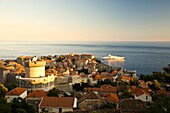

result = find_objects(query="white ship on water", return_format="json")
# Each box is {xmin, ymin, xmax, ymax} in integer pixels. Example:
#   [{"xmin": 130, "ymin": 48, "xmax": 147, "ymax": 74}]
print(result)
[{"xmin": 102, "ymin": 54, "xmax": 125, "ymax": 60}]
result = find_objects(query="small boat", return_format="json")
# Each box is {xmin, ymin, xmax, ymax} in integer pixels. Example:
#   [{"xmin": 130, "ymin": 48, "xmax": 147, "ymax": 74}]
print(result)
[{"xmin": 102, "ymin": 54, "xmax": 125, "ymax": 60}]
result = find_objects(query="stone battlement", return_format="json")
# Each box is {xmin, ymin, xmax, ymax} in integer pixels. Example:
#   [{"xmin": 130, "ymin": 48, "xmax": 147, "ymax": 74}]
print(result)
[{"xmin": 25, "ymin": 60, "xmax": 46, "ymax": 67}]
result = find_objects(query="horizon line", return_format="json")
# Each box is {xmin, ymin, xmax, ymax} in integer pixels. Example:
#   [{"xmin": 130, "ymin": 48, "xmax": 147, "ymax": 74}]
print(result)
[{"xmin": 0, "ymin": 40, "xmax": 170, "ymax": 43}]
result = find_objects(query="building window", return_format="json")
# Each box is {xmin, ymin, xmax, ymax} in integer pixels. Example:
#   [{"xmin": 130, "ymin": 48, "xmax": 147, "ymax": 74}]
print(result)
[
  {"xmin": 146, "ymin": 96, "xmax": 148, "ymax": 100},
  {"xmin": 59, "ymin": 108, "xmax": 62, "ymax": 113}
]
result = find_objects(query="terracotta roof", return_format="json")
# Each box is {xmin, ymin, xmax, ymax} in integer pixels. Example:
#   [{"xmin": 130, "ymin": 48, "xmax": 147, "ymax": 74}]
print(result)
[
  {"xmin": 44, "ymin": 59, "xmax": 53, "ymax": 63},
  {"xmin": 119, "ymin": 75, "xmax": 134, "ymax": 82},
  {"xmin": 157, "ymin": 89, "xmax": 169, "ymax": 97},
  {"xmin": 26, "ymin": 90, "xmax": 47, "ymax": 98},
  {"xmin": 19, "ymin": 56, "xmax": 33, "ymax": 59},
  {"xmin": 142, "ymin": 87, "xmax": 152, "ymax": 93},
  {"xmin": 40, "ymin": 97, "xmax": 74, "ymax": 108},
  {"xmin": 101, "ymin": 84, "xmax": 117, "ymax": 93},
  {"xmin": 6, "ymin": 87, "xmax": 27, "ymax": 96},
  {"xmin": 102, "ymin": 93, "xmax": 119, "ymax": 103},
  {"xmin": 100, "ymin": 75, "xmax": 113, "ymax": 79},
  {"xmin": 101, "ymin": 72, "xmax": 110, "ymax": 76},
  {"xmin": 93, "ymin": 74, "xmax": 101, "ymax": 80},
  {"xmin": 78, "ymin": 92, "xmax": 106, "ymax": 104},
  {"xmin": 130, "ymin": 87, "xmax": 151, "ymax": 97},
  {"xmin": 84, "ymin": 85, "xmax": 117, "ymax": 93},
  {"xmin": 111, "ymin": 70, "xmax": 118, "ymax": 75},
  {"xmin": 84, "ymin": 88, "xmax": 101, "ymax": 92}
]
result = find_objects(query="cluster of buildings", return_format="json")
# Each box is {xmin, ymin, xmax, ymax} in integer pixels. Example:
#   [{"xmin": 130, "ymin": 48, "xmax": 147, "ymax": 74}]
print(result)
[
  {"xmin": 1, "ymin": 53, "xmax": 169, "ymax": 113},
  {"xmin": 5, "ymin": 87, "xmax": 77, "ymax": 113},
  {"xmin": 0, "ymin": 54, "xmax": 122, "ymax": 91}
]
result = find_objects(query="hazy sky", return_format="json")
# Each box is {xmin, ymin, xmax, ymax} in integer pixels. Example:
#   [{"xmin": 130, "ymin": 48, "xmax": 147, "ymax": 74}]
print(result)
[{"xmin": 0, "ymin": 0, "xmax": 170, "ymax": 42}]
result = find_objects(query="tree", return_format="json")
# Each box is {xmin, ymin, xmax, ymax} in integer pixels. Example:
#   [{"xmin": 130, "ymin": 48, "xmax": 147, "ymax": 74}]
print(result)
[
  {"xmin": 40, "ymin": 108, "xmax": 48, "ymax": 113},
  {"xmin": 148, "ymin": 80, "xmax": 160, "ymax": 93},
  {"xmin": 10, "ymin": 97, "xmax": 36, "ymax": 113},
  {"xmin": 5, "ymin": 83, "xmax": 17, "ymax": 92},
  {"xmin": 130, "ymin": 77, "xmax": 139, "ymax": 86},
  {"xmin": 145, "ymin": 96, "xmax": 170, "ymax": 113},
  {"xmin": 121, "ymin": 90, "xmax": 134, "ymax": 99},
  {"xmin": 0, "ymin": 97, "xmax": 11, "ymax": 113},
  {"xmin": 0, "ymin": 83, "xmax": 8, "ymax": 98},
  {"xmin": 0, "ymin": 84, "xmax": 11, "ymax": 113},
  {"xmin": 72, "ymin": 83, "xmax": 81, "ymax": 91},
  {"xmin": 139, "ymin": 72, "xmax": 164, "ymax": 82},
  {"xmin": 164, "ymin": 76, "xmax": 170, "ymax": 83},
  {"xmin": 47, "ymin": 87, "xmax": 60, "ymax": 97}
]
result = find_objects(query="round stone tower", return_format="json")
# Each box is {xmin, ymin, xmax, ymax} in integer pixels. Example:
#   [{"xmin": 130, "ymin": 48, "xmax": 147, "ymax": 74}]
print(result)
[{"xmin": 24, "ymin": 57, "xmax": 46, "ymax": 78}]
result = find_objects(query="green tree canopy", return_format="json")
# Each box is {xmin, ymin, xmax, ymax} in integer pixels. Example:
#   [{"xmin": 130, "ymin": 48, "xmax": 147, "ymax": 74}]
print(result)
[
  {"xmin": 121, "ymin": 90, "xmax": 134, "ymax": 99},
  {"xmin": 145, "ymin": 95, "xmax": 170, "ymax": 113},
  {"xmin": 0, "ymin": 83, "xmax": 8, "ymax": 98},
  {"xmin": 0, "ymin": 97, "xmax": 11, "ymax": 113},
  {"xmin": 47, "ymin": 87, "xmax": 60, "ymax": 97},
  {"xmin": 10, "ymin": 97, "xmax": 36, "ymax": 113}
]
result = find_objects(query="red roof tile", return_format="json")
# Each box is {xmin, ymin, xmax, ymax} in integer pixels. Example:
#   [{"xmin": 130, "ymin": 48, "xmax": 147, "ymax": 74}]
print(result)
[
  {"xmin": 119, "ymin": 75, "xmax": 134, "ymax": 82},
  {"xmin": 84, "ymin": 85, "xmax": 117, "ymax": 93},
  {"xmin": 130, "ymin": 87, "xmax": 151, "ymax": 97},
  {"xmin": 26, "ymin": 90, "xmax": 47, "ymax": 98},
  {"xmin": 78, "ymin": 92, "xmax": 106, "ymax": 104},
  {"xmin": 102, "ymin": 93, "xmax": 119, "ymax": 103},
  {"xmin": 101, "ymin": 84, "xmax": 117, "ymax": 93},
  {"xmin": 40, "ymin": 97, "xmax": 74, "ymax": 108},
  {"xmin": 6, "ymin": 87, "xmax": 26, "ymax": 96},
  {"xmin": 157, "ymin": 89, "xmax": 169, "ymax": 97},
  {"xmin": 84, "ymin": 88, "xmax": 101, "ymax": 92}
]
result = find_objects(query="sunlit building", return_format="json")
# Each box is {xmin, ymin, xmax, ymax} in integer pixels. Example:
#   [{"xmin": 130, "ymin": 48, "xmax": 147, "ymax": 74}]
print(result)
[{"xmin": 16, "ymin": 56, "xmax": 55, "ymax": 91}]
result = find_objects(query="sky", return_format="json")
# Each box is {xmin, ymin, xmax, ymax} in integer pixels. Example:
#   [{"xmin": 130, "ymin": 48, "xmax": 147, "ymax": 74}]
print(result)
[{"xmin": 0, "ymin": 0, "xmax": 170, "ymax": 42}]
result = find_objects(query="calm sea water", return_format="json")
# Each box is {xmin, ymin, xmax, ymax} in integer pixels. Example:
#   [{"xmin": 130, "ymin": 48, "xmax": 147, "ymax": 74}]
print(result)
[{"xmin": 1, "ymin": 41, "xmax": 170, "ymax": 75}]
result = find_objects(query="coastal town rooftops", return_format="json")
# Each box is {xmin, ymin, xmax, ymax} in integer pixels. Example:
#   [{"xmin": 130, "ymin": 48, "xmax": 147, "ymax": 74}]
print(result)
[
  {"xmin": 102, "ymin": 93, "xmax": 119, "ymax": 103},
  {"xmin": 76, "ymin": 59, "xmax": 88, "ymax": 63},
  {"xmin": 39, "ymin": 97, "xmax": 75, "ymax": 108},
  {"xmin": 24, "ymin": 59, "xmax": 46, "ymax": 67},
  {"xmin": 130, "ymin": 87, "xmax": 151, "ymax": 97},
  {"xmin": 101, "ymin": 84, "xmax": 117, "ymax": 92},
  {"xmin": 78, "ymin": 92, "xmax": 106, "ymax": 104},
  {"xmin": 118, "ymin": 75, "xmax": 134, "ymax": 82},
  {"xmin": 157, "ymin": 89, "xmax": 169, "ymax": 97},
  {"xmin": 84, "ymin": 85, "xmax": 117, "ymax": 93},
  {"xmin": 6, "ymin": 87, "xmax": 27, "ymax": 96},
  {"xmin": 26, "ymin": 90, "xmax": 47, "ymax": 98},
  {"xmin": 84, "ymin": 87, "xmax": 101, "ymax": 92},
  {"xmin": 81, "ymin": 54, "xmax": 96, "ymax": 59},
  {"xmin": 18, "ymin": 56, "xmax": 34, "ymax": 59}
]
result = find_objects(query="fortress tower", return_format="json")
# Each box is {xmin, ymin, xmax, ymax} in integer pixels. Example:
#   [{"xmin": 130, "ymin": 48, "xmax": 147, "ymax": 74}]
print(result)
[
  {"xmin": 25, "ymin": 58, "xmax": 46, "ymax": 78},
  {"xmin": 16, "ymin": 56, "xmax": 55, "ymax": 91}
]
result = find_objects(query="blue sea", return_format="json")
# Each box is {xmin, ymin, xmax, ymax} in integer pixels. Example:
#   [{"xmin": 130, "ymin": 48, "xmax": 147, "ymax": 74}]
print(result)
[{"xmin": 1, "ymin": 41, "xmax": 170, "ymax": 75}]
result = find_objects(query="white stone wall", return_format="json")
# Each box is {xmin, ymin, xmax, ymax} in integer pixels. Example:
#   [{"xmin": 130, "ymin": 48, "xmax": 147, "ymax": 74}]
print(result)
[
  {"xmin": 5, "ymin": 90, "xmax": 27, "ymax": 103},
  {"xmin": 5, "ymin": 95, "xmax": 19, "ymax": 103},
  {"xmin": 62, "ymin": 107, "xmax": 73, "ymax": 112},
  {"xmin": 40, "ymin": 107, "xmax": 73, "ymax": 113},
  {"xmin": 20, "ymin": 90, "xmax": 27, "ymax": 98},
  {"xmin": 135, "ymin": 94, "xmax": 152, "ymax": 102}
]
